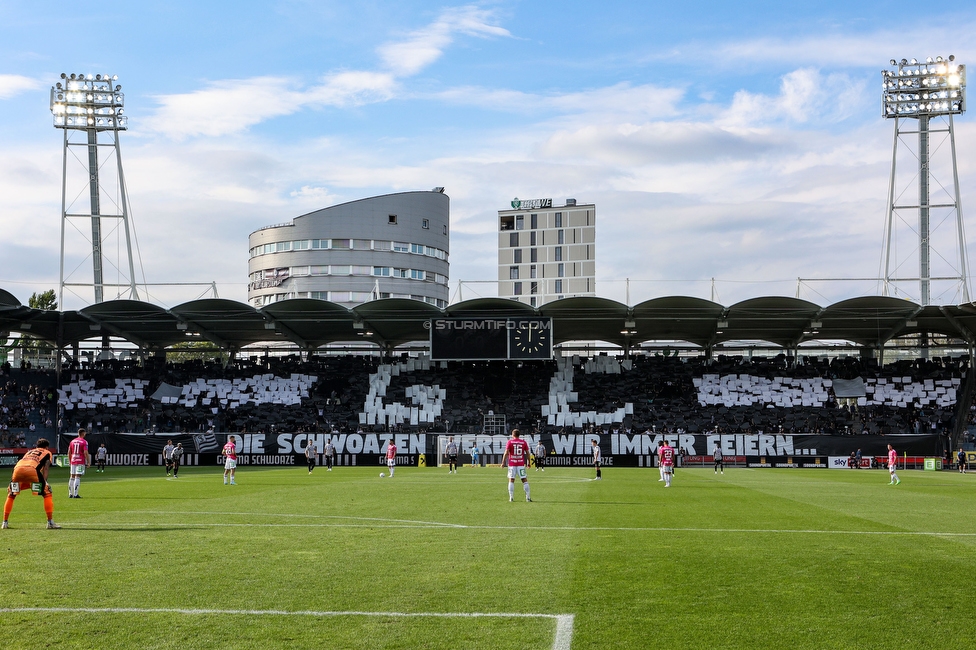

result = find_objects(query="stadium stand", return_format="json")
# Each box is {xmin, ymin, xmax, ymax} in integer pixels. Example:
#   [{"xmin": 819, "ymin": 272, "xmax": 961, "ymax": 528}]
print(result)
[{"xmin": 0, "ymin": 351, "xmax": 964, "ymax": 442}]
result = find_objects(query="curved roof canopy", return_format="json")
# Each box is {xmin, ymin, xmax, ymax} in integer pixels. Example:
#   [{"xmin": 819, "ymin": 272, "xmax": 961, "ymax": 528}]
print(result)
[{"xmin": 2, "ymin": 290, "xmax": 975, "ymax": 352}]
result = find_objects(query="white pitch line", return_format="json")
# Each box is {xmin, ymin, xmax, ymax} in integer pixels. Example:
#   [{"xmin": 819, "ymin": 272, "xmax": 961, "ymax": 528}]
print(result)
[
  {"xmin": 133, "ymin": 510, "xmax": 467, "ymax": 527},
  {"xmin": 0, "ymin": 607, "xmax": 574, "ymax": 650},
  {"xmin": 54, "ymin": 520, "xmax": 976, "ymax": 537}
]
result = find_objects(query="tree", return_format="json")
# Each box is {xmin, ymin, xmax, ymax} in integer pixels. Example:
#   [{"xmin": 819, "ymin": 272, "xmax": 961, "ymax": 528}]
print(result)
[
  {"xmin": 167, "ymin": 340, "xmax": 228, "ymax": 365},
  {"xmin": 22, "ymin": 289, "xmax": 57, "ymax": 365},
  {"xmin": 28, "ymin": 289, "xmax": 57, "ymax": 311}
]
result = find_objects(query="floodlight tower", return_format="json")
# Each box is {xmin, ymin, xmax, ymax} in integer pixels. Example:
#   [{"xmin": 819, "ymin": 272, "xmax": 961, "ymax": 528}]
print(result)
[
  {"xmin": 881, "ymin": 56, "xmax": 968, "ymax": 305},
  {"xmin": 51, "ymin": 72, "xmax": 141, "ymax": 306}
]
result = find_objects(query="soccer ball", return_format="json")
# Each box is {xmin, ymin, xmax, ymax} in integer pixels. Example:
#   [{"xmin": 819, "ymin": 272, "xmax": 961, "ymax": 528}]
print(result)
[{"xmin": 380, "ymin": 472, "xmax": 385, "ymax": 478}]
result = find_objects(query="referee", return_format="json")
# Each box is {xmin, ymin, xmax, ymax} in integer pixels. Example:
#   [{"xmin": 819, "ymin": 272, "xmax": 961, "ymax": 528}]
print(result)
[
  {"xmin": 713, "ymin": 444, "xmax": 724, "ymax": 475},
  {"xmin": 591, "ymin": 439, "xmax": 602, "ymax": 480},
  {"xmin": 534, "ymin": 440, "xmax": 546, "ymax": 471},
  {"xmin": 445, "ymin": 436, "xmax": 458, "ymax": 474}
]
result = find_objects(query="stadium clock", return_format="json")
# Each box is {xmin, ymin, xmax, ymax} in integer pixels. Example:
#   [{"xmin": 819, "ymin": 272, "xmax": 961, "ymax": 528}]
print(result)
[{"xmin": 509, "ymin": 320, "xmax": 552, "ymax": 359}]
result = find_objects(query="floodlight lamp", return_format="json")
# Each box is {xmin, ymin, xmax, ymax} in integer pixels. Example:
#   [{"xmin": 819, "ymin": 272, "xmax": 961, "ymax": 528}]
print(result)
[
  {"xmin": 890, "ymin": 58, "xmax": 897, "ymax": 65},
  {"xmin": 950, "ymin": 55, "xmax": 956, "ymax": 62},
  {"xmin": 927, "ymin": 57, "xmax": 934, "ymax": 64}
]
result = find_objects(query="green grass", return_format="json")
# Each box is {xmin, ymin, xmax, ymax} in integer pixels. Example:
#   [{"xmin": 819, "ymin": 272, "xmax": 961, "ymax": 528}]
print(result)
[{"xmin": 2, "ymin": 464, "xmax": 975, "ymax": 649}]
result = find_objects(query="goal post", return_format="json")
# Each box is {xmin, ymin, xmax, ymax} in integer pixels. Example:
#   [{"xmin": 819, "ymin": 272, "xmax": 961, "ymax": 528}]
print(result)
[{"xmin": 436, "ymin": 434, "xmax": 487, "ymax": 467}]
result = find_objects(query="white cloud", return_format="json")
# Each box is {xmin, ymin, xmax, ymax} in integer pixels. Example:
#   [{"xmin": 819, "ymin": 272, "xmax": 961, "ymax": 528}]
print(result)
[
  {"xmin": 378, "ymin": 5, "xmax": 511, "ymax": 76},
  {"xmin": 720, "ymin": 68, "xmax": 868, "ymax": 127},
  {"xmin": 148, "ymin": 77, "xmax": 304, "ymax": 138},
  {"xmin": 432, "ymin": 82, "xmax": 685, "ymax": 121},
  {"xmin": 666, "ymin": 26, "xmax": 976, "ymax": 71},
  {"xmin": 0, "ymin": 74, "xmax": 41, "ymax": 99},
  {"xmin": 146, "ymin": 6, "xmax": 509, "ymax": 139}
]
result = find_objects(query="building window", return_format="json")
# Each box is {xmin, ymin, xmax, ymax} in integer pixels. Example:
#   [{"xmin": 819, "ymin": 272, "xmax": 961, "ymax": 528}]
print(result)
[
  {"xmin": 393, "ymin": 241, "xmax": 410, "ymax": 252},
  {"xmin": 389, "ymin": 214, "xmax": 398, "ymax": 225},
  {"xmin": 530, "ymin": 297, "xmax": 537, "ymax": 307},
  {"xmin": 353, "ymin": 239, "xmax": 371, "ymax": 250},
  {"xmin": 509, "ymin": 232, "xmax": 519, "ymax": 247},
  {"xmin": 530, "ymin": 281, "xmax": 538, "ymax": 294},
  {"xmin": 516, "ymin": 215, "xmax": 524, "ymax": 230},
  {"xmin": 530, "ymin": 265, "xmax": 537, "ymax": 279},
  {"xmin": 410, "ymin": 269, "xmax": 425, "ymax": 280},
  {"xmin": 555, "ymin": 279, "xmax": 563, "ymax": 293},
  {"xmin": 514, "ymin": 249, "xmax": 522, "ymax": 264},
  {"xmin": 443, "ymin": 225, "xmax": 448, "ymax": 235},
  {"xmin": 513, "ymin": 282, "xmax": 523, "ymax": 295},
  {"xmin": 554, "ymin": 247, "xmax": 562, "ymax": 261},
  {"xmin": 332, "ymin": 239, "xmax": 351, "ymax": 249},
  {"xmin": 510, "ymin": 266, "xmax": 519, "ymax": 280},
  {"xmin": 530, "ymin": 248, "xmax": 538, "ymax": 263},
  {"xmin": 555, "ymin": 212, "xmax": 562, "ymax": 228},
  {"xmin": 530, "ymin": 231, "xmax": 536, "ymax": 246},
  {"xmin": 530, "ymin": 213, "xmax": 538, "ymax": 229},
  {"xmin": 373, "ymin": 267, "xmax": 391, "ymax": 276},
  {"xmin": 558, "ymin": 263, "xmax": 564, "ymax": 277},
  {"xmin": 422, "ymin": 219, "xmax": 430, "ymax": 229},
  {"xmin": 558, "ymin": 229, "xmax": 564, "ymax": 245},
  {"xmin": 276, "ymin": 241, "xmax": 291, "ymax": 252},
  {"xmin": 393, "ymin": 268, "xmax": 408, "ymax": 278}
]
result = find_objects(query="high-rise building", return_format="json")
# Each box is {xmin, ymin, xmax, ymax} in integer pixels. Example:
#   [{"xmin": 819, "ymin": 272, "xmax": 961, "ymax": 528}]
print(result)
[
  {"xmin": 248, "ymin": 190, "xmax": 450, "ymax": 308},
  {"xmin": 497, "ymin": 198, "xmax": 595, "ymax": 306}
]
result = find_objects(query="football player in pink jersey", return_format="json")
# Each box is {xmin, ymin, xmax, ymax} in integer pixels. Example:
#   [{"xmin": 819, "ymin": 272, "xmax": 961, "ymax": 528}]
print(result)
[
  {"xmin": 887, "ymin": 444, "xmax": 900, "ymax": 485},
  {"xmin": 660, "ymin": 440, "xmax": 675, "ymax": 488},
  {"xmin": 222, "ymin": 436, "xmax": 238, "ymax": 485},
  {"xmin": 500, "ymin": 429, "xmax": 532, "ymax": 502},
  {"xmin": 67, "ymin": 428, "xmax": 90, "ymax": 498},
  {"xmin": 385, "ymin": 440, "xmax": 397, "ymax": 477}
]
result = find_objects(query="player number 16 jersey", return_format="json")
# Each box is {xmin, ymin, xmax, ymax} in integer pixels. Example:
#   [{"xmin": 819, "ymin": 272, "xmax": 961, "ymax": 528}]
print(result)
[{"xmin": 505, "ymin": 439, "xmax": 529, "ymax": 467}]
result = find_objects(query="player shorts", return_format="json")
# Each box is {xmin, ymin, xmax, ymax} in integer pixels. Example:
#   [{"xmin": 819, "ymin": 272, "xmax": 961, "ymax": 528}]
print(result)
[
  {"xmin": 387, "ymin": 459, "xmax": 396, "ymax": 468},
  {"xmin": 448, "ymin": 454, "xmax": 457, "ymax": 464},
  {"xmin": 508, "ymin": 466, "xmax": 527, "ymax": 480},
  {"xmin": 662, "ymin": 465, "xmax": 674, "ymax": 474},
  {"xmin": 9, "ymin": 467, "xmax": 51, "ymax": 496},
  {"xmin": 224, "ymin": 458, "xmax": 237, "ymax": 470},
  {"xmin": 69, "ymin": 463, "xmax": 86, "ymax": 475}
]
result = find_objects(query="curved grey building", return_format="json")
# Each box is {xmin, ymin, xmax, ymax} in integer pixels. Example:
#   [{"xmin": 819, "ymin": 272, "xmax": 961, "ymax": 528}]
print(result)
[{"xmin": 248, "ymin": 190, "xmax": 450, "ymax": 308}]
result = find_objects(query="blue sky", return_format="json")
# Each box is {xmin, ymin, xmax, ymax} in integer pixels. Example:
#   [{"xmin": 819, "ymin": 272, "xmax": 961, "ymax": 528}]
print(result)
[{"xmin": 1, "ymin": 1, "xmax": 975, "ymax": 309}]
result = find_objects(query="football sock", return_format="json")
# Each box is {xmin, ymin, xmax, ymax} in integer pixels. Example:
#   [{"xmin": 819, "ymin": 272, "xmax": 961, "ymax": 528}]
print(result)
[
  {"xmin": 523, "ymin": 483, "xmax": 530, "ymax": 499},
  {"xmin": 3, "ymin": 496, "xmax": 13, "ymax": 519},
  {"xmin": 508, "ymin": 483, "xmax": 515, "ymax": 500},
  {"xmin": 389, "ymin": 467, "xmax": 395, "ymax": 477},
  {"xmin": 43, "ymin": 495, "xmax": 54, "ymax": 519},
  {"xmin": 596, "ymin": 469, "xmax": 601, "ymax": 479}
]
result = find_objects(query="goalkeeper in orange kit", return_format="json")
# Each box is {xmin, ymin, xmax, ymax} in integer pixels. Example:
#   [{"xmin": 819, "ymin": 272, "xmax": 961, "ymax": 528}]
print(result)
[{"xmin": 3, "ymin": 438, "xmax": 60, "ymax": 529}]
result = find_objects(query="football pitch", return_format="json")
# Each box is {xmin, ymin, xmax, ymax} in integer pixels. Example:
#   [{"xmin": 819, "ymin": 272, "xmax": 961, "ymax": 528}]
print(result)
[{"xmin": 1, "ymin": 464, "xmax": 974, "ymax": 649}]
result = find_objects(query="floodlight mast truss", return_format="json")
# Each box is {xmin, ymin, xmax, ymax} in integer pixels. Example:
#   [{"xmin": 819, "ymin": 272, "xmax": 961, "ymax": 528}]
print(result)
[
  {"xmin": 881, "ymin": 56, "xmax": 968, "ymax": 306},
  {"xmin": 51, "ymin": 72, "xmax": 141, "ymax": 306}
]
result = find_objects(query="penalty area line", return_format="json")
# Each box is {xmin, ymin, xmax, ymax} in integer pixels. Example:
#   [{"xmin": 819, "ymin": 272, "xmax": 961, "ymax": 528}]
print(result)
[{"xmin": 0, "ymin": 608, "xmax": 574, "ymax": 650}]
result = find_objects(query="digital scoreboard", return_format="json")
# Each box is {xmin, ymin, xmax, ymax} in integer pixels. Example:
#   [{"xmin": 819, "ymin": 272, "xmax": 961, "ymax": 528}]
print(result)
[{"xmin": 429, "ymin": 317, "xmax": 553, "ymax": 361}]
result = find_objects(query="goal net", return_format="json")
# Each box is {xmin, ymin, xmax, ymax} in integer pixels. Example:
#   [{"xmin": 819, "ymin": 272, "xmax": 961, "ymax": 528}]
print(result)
[{"xmin": 435, "ymin": 434, "xmax": 492, "ymax": 467}]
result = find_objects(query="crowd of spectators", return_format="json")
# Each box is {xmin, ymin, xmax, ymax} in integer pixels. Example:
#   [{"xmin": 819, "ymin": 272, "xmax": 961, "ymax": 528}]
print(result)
[
  {"xmin": 0, "ymin": 364, "xmax": 57, "ymax": 447},
  {"xmin": 4, "ymin": 350, "xmax": 968, "ymax": 440}
]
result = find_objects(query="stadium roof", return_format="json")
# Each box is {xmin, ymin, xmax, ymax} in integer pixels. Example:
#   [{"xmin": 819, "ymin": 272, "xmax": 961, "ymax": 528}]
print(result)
[{"xmin": 2, "ymin": 289, "xmax": 975, "ymax": 352}]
